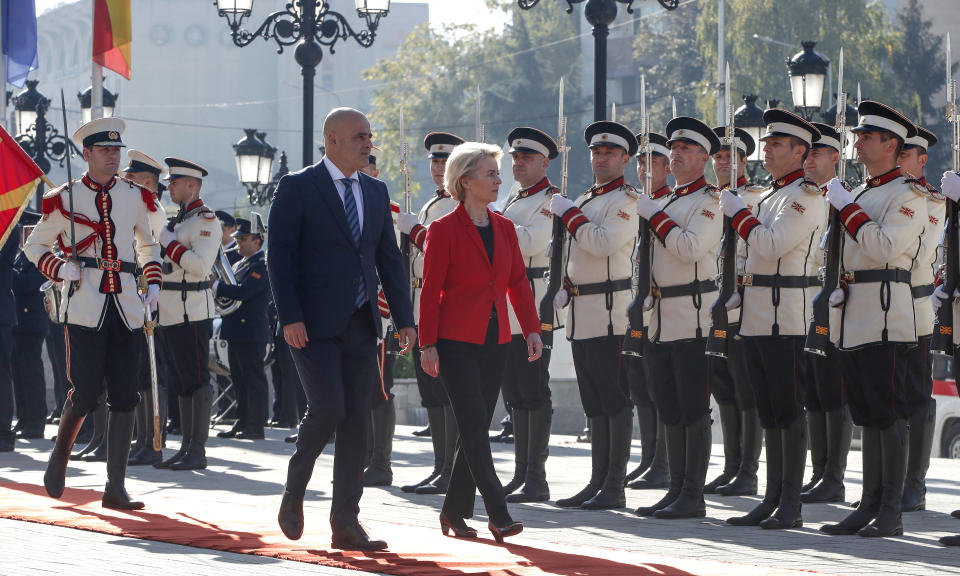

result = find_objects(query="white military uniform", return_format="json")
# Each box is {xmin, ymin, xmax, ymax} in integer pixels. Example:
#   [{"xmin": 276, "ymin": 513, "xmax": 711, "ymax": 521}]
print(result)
[
  {"xmin": 25, "ymin": 175, "xmax": 162, "ymax": 330},
  {"xmin": 410, "ymin": 190, "xmax": 458, "ymax": 321},
  {"xmin": 837, "ymin": 169, "xmax": 927, "ymax": 349},
  {"xmin": 735, "ymin": 170, "xmax": 825, "ymax": 337},
  {"xmin": 911, "ymin": 179, "xmax": 945, "ymax": 339},
  {"xmin": 502, "ymin": 178, "xmax": 557, "ymax": 334},
  {"xmin": 723, "ymin": 177, "xmax": 762, "ymax": 327},
  {"xmin": 561, "ymin": 177, "xmax": 638, "ymax": 340},
  {"xmin": 158, "ymin": 200, "xmax": 222, "ymax": 326},
  {"xmin": 647, "ymin": 176, "xmax": 723, "ymax": 342}
]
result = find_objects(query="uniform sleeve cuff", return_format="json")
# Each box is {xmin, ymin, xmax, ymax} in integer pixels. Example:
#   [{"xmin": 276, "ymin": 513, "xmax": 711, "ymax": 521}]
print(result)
[
  {"xmin": 141, "ymin": 261, "xmax": 163, "ymax": 285},
  {"xmin": 732, "ymin": 208, "xmax": 761, "ymax": 240},
  {"xmin": 561, "ymin": 207, "xmax": 589, "ymax": 238},
  {"xmin": 166, "ymin": 240, "xmax": 187, "ymax": 265},
  {"xmin": 839, "ymin": 202, "xmax": 871, "ymax": 237},
  {"xmin": 410, "ymin": 224, "xmax": 427, "ymax": 250},
  {"xmin": 649, "ymin": 211, "xmax": 678, "ymax": 242},
  {"xmin": 38, "ymin": 252, "xmax": 66, "ymax": 281}
]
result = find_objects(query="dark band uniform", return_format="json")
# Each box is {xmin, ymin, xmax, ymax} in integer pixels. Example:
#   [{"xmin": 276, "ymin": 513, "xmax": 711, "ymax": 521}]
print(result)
[
  {"xmin": 12, "ymin": 213, "xmax": 49, "ymax": 439},
  {"xmin": 0, "ymin": 230, "xmax": 20, "ymax": 450}
]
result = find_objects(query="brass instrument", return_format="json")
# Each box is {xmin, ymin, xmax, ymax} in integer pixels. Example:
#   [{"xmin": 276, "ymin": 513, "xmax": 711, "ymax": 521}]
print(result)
[{"xmin": 212, "ymin": 247, "xmax": 241, "ymax": 315}]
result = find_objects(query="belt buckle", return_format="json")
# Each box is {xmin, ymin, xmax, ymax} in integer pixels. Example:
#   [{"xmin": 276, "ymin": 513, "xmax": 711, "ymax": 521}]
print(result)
[
  {"xmin": 568, "ymin": 285, "xmax": 579, "ymax": 297},
  {"xmin": 841, "ymin": 271, "xmax": 854, "ymax": 284},
  {"xmin": 650, "ymin": 287, "xmax": 661, "ymax": 299},
  {"xmin": 99, "ymin": 259, "xmax": 121, "ymax": 272},
  {"xmin": 740, "ymin": 273, "xmax": 754, "ymax": 286}
]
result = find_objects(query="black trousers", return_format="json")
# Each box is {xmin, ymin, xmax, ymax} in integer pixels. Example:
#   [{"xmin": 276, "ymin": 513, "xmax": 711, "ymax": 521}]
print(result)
[
  {"xmin": 413, "ymin": 336, "xmax": 449, "ymax": 407},
  {"xmin": 437, "ymin": 317, "xmax": 510, "ymax": 524},
  {"xmin": 12, "ymin": 330, "xmax": 46, "ymax": 432},
  {"xmin": 501, "ymin": 334, "xmax": 551, "ymax": 410},
  {"xmin": 371, "ymin": 340, "xmax": 396, "ymax": 408},
  {"xmin": 570, "ymin": 336, "xmax": 631, "ymax": 417},
  {"xmin": 162, "ymin": 319, "xmax": 213, "ymax": 398},
  {"xmin": 0, "ymin": 326, "xmax": 13, "ymax": 438},
  {"xmin": 626, "ymin": 355, "xmax": 654, "ymax": 408},
  {"xmin": 839, "ymin": 343, "xmax": 911, "ymax": 429},
  {"xmin": 45, "ymin": 322, "xmax": 69, "ymax": 413},
  {"xmin": 710, "ymin": 326, "xmax": 756, "ymax": 410},
  {"xmin": 289, "ymin": 303, "xmax": 377, "ymax": 531},
  {"xmin": 903, "ymin": 335, "xmax": 933, "ymax": 418},
  {"xmin": 228, "ymin": 341, "xmax": 269, "ymax": 434},
  {"xmin": 64, "ymin": 301, "xmax": 141, "ymax": 415},
  {"xmin": 805, "ymin": 343, "xmax": 845, "ymax": 412},
  {"xmin": 276, "ymin": 336, "xmax": 306, "ymax": 420},
  {"xmin": 136, "ymin": 325, "xmax": 168, "ymax": 393},
  {"xmin": 742, "ymin": 336, "xmax": 806, "ymax": 429},
  {"xmin": 644, "ymin": 338, "xmax": 711, "ymax": 426}
]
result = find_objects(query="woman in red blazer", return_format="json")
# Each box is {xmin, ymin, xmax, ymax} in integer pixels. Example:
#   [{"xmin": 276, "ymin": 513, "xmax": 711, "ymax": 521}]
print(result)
[{"xmin": 419, "ymin": 142, "xmax": 543, "ymax": 543}]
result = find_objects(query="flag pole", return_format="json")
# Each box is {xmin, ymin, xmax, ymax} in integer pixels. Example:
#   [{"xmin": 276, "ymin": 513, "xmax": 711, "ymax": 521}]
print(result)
[
  {"xmin": 0, "ymin": 3, "xmax": 6, "ymax": 132},
  {"xmin": 91, "ymin": 1, "xmax": 103, "ymax": 121}
]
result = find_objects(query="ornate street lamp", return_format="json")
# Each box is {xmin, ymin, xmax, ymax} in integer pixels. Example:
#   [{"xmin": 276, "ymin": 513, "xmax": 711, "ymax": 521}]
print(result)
[
  {"xmin": 822, "ymin": 100, "xmax": 857, "ymax": 160},
  {"xmin": 233, "ymin": 129, "xmax": 289, "ymax": 206},
  {"xmin": 787, "ymin": 41, "xmax": 829, "ymax": 119},
  {"xmin": 214, "ymin": 0, "xmax": 391, "ymax": 169},
  {"xmin": 78, "ymin": 85, "xmax": 118, "ymax": 124},
  {"xmin": 517, "ymin": 0, "xmax": 679, "ymax": 123},
  {"xmin": 12, "ymin": 81, "xmax": 77, "ymax": 207},
  {"xmin": 734, "ymin": 95, "xmax": 764, "ymax": 163}
]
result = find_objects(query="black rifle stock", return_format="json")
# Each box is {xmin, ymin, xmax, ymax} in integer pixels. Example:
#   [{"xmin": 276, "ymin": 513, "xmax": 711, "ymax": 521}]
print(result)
[
  {"xmin": 933, "ymin": 206, "xmax": 958, "ymax": 355},
  {"xmin": 805, "ymin": 207, "xmax": 841, "ymax": 356},
  {"xmin": 539, "ymin": 216, "xmax": 565, "ymax": 350},
  {"xmin": 622, "ymin": 220, "xmax": 650, "ymax": 357},
  {"xmin": 706, "ymin": 211, "xmax": 737, "ymax": 357}
]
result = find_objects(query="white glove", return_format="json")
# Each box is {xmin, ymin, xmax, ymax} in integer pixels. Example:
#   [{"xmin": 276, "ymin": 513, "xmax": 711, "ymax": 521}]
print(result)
[
  {"xmin": 720, "ymin": 189, "xmax": 747, "ymax": 218},
  {"xmin": 397, "ymin": 213, "xmax": 419, "ymax": 235},
  {"xmin": 553, "ymin": 289, "xmax": 569, "ymax": 309},
  {"xmin": 942, "ymin": 171, "xmax": 960, "ymax": 203},
  {"xmin": 825, "ymin": 178, "xmax": 852, "ymax": 210},
  {"xmin": 159, "ymin": 227, "xmax": 176, "ymax": 247},
  {"xmin": 143, "ymin": 283, "xmax": 160, "ymax": 313},
  {"xmin": 931, "ymin": 285, "xmax": 960, "ymax": 312},
  {"xmin": 550, "ymin": 194, "xmax": 575, "ymax": 217},
  {"xmin": 725, "ymin": 292, "xmax": 741, "ymax": 310},
  {"xmin": 828, "ymin": 287, "xmax": 845, "ymax": 307},
  {"xmin": 635, "ymin": 195, "xmax": 661, "ymax": 221},
  {"xmin": 642, "ymin": 295, "xmax": 655, "ymax": 311},
  {"xmin": 57, "ymin": 261, "xmax": 81, "ymax": 281}
]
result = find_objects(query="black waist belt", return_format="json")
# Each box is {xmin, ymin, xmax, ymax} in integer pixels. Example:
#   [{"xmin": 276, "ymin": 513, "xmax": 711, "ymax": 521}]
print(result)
[
  {"xmin": 526, "ymin": 267, "xmax": 548, "ymax": 281},
  {"xmin": 912, "ymin": 283, "xmax": 935, "ymax": 299},
  {"xmin": 161, "ymin": 281, "xmax": 208, "ymax": 292},
  {"xmin": 842, "ymin": 269, "xmax": 912, "ymax": 284},
  {"xmin": 77, "ymin": 257, "xmax": 138, "ymax": 275},
  {"xmin": 739, "ymin": 274, "xmax": 820, "ymax": 288},
  {"xmin": 652, "ymin": 279, "xmax": 718, "ymax": 299},
  {"xmin": 568, "ymin": 278, "xmax": 632, "ymax": 297}
]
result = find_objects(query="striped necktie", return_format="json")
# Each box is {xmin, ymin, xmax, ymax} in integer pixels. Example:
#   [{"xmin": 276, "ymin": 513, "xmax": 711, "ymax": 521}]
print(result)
[{"xmin": 340, "ymin": 178, "xmax": 366, "ymax": 307}]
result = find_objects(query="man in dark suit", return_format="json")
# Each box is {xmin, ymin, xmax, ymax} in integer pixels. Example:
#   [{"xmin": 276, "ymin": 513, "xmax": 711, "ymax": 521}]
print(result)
[{"xmin": 268, "ymin": 108, "xmax": 416, "ymax": 551}]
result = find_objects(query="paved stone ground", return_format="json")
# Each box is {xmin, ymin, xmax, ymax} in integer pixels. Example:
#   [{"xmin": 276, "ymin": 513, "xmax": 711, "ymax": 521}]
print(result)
[{"xmin": 3, "ymin": 424, "xmax": 960, "ymax": 575}]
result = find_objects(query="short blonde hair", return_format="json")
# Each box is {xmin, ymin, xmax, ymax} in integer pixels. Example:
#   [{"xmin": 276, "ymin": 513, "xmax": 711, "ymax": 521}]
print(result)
[{"xmin": 444, "ymin": 142, "xmax": 503, "ymax": 202}]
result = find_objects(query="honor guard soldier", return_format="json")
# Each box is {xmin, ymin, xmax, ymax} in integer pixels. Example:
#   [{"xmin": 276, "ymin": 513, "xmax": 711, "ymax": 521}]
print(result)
[
  {"xmin": 820, "ymin": 101, "xmax": 926, "ymax": 538},
  {"xmin": 154, "ymin": 157, "xmax": 222, "ymax": 471},
  {"xmin": 396, "ymin": 131, "xmax": 463, "ymax": 495},
  {"xmin": 898, "ymin": 126, "xmax": 943, "ymax": 512},
  {"xmin": 800, "ymin": 123, "xmax": 853, "ymax": 504},
  {"xmin": 499, "ymin": 127, "xmax": 559, "ymax": 503},
  {"xmin": 625, "ymin": 131, "xmax": 671, "ymax": 491},
  {"xmin": 633, "ymin": 117, "xmax": 722, "ymax": 519},
  {"xmin": 24, "ymin": 117, "xmax": 163, "ymax": 508},
  {"xmin": 122, "ymin": 150, "xmax": 170, "ymax": 466},
  {"xmin": 704, "ymin": 125, "xmax": 763, "ymax": 498},
  {"xmin": 12, "ymin": 211, "xmax": 48, "ymax": 441},
  {"xmin": 551, "ymin": 121, "xmax": 637, "ymax": 510},
  {"xmin": 213, "ymin": 214, "xmax": 271, "ymax": 440},
  {"xmin": 720, "ymin": 110, "xmax": 824, "ymax": 529}
]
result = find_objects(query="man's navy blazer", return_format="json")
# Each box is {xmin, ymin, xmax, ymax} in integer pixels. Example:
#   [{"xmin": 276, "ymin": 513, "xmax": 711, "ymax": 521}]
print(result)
[{"xmin": 267, "ymin": 159, "xmax": 414, "ymax": 340}]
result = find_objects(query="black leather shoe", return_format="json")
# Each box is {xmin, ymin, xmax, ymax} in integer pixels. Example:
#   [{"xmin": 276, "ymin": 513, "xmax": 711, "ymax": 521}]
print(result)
[
  {"xmin": 0, "ymin": 435, "xmax": 14, "ymax": 452},
  {"xmin": 216, "ymin": 428, "xmax": 239, "ymax": 439},
  {"xmin": 331, "ymin": 524, "xmax": 388, "ymax": 551},
  {"xmin": 412, "ymin": 426, "xmax": 431, "ymax": 437},
  {"xmin": 284, "ymin": 434, "xmax": 298, "ymax": 443},
  {"xmin": 439, "ymin": 513, "xmax": 477, "ymax": 538},
  {"xmin": 236, "ymin": 431, "xmax": 265, "ymax": 440},
  {"xmin": 277, "ymin": 491, "xmax": 304, "ymax": 540},
  {"xmin": 951, "ymin": 509, "xmax": 960, "ymax": 520},
  {"xmin": 941, "ymin": 535, "xmax": 960, "ymax": 546},
  {"xmin": 17, "ymin": 428, "xmax": 44, "ymax": 440}
]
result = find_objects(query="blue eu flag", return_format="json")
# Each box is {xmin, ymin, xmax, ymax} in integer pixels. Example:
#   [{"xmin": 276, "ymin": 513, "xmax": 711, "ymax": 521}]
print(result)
[{"xmin": 2, "ymin": 0, "xmax": 38, "ymax": 88}]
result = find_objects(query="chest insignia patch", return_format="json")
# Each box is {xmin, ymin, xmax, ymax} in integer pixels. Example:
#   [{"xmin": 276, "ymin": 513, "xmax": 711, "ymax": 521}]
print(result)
[
  {"xmin": 200, "ymin": 230, "xmax": 211, "ymax": 237},
  {"xmin": 617, "ymin": 209, "xmax": 631, "ymax": 221},
  {"xmin": 540, "ymin": 208, "xmax": 552, "ymax": 218},
  {"xmin": 930, "ymin": 215, "xmax": 939, "ymax": 225},
  {"xmin": 790, "ymin": 201, "xmax": 806, "ymax": 215},
  {"xmin": 899, "ymin": 206, "xmax": 915, "ymax": 219},
  {"xmin": 700, "ymin": 208, "xmax": 715, "ymax": 220},
  {"xmin": 251, "ymin": 271, "xmax": 262, "ymax": 279}
]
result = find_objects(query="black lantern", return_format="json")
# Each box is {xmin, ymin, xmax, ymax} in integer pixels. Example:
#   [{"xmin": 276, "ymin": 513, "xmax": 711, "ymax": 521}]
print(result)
[
  {"xmin": 233, "ymin": 129, "xmax": 288, "ymax": 206},
  {"xmin": 77, "ymin": 85, "xmax": 118, "ymax": 124},
  {"xmin": 12, "ymin": 80, "xmax": 78, "ymax": 208},
  {"xmin": 787, "ymin": 41, "xmax": 829, "ymax": 116},
  {"xmin": 734, "ymin": 95, "xmax": 764, "ymax": 163},
  {"xmin": 822, "ymin": 101, "xmax": 858, "ymax": 160}
]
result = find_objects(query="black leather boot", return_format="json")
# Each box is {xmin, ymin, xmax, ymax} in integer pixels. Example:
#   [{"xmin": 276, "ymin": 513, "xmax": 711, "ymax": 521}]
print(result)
[
  {"xmin": 636, "ymin": 423, "xmax": 684, "ymax": 516},
  {"xmin": 508, "ymin": 403, "xmax": 551, "ymax": 503},
  {"xmin": 129, "ymin": 389, "xmax": 162, "ymax": 466},
  {"xmin": 44, "ymin": 399, "xmax": 86, "ymax": 498},
  {"xmin": 74, "ymin": 401, "xmax": 106, "ymax": 461},
  {"xmin": 102, "ymin": 410, "xmax": 145, "ymax": 510},
  {"xmin": 502, "ymin": 408, "xmax": 528, "ymax": 495},
  {"xmin": 625, "ymin": 401, "xmax": 657, "ymax": 484},
  {"xmin": 401, "ymin": 405, "xmax": 444, "ymax": 492},
  {"xmin": 557, "ymin": 416, "xmax": 609, "ymax": 508},
  {"xmin": 363, "ymin": 398, "xmax": 396, "ymax": 487},
  {"xmin": 705, "ymin": 403, "xmax": 740, "ymax": 494},
  {"xmin": 655, "ymin": 414, "xmax": 710, "ymax": 519},
  {"xmin": 821, "ymin": 426, "xmax": 881, "ymax": 535},
  {"xmin": 629, "ymin": 419, "xmax": 669, "ymax": 489},
  {"xmin": 417, "ymin": 404, "xmax": 458, "ymax": 494},
  {"xmin": 128, "ymin": 393, "xmax": 147, "ymax": 463},
  {"xmin": 728, "ymin": 428, "xmax": 781, "ymax": 526},
  {"xmin": 583, "ymin": 407, "xmax": 632, "ymax": 509},
  {"xmin": 155, "ymin": 395, "xmax": 192, "ymax": 469},
  {"xmin": 901, "ymin": 399, "xmax": 934, "ymax": 512},
  {"xmin": 859, "ymin": 420, "xmax": 906, "ymax": 537},
  {"xmin": 802, "ymin": 410, "xmax": 826, "ymax": 493},
  {"xmin": 760, "ymin": 418, "xmax": 804, "ymax": 529},
  {"xmin": 172, "ymin": 386, "xmax": 211, "ymax": 470},
  {"xmin": 717, "ymin": 409, "xmax": 761, "ymax": 496},
  {"xmin": 802, "ymin": 407, "xmax": 851, "ymax": 503}
]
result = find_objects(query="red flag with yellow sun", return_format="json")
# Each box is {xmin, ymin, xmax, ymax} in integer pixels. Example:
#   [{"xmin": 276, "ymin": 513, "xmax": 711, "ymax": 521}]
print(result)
[{"xmin": 0, "ymin": 126, "xmax": 44, "ymax": 247}]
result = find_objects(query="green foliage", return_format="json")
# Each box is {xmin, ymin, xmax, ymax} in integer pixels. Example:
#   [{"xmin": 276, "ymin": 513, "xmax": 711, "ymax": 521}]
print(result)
[{"xmin": 393, "ymin": 351, "xmax": 415, "ymax": 380}]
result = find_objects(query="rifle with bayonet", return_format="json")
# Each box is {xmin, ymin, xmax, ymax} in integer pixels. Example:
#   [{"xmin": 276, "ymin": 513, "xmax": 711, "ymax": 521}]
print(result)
[
  {"xmin": 388, "ymin": 109, "xmax": 414, "ymax": 355},
  {"xmin": 59, "ymin": 90, "xmax": 79, "ymax": 294},
  {"xmin": 623, "ymin": 75, "xmax": 652, "ymax": 357},
  {"xmin": 933, "ymin": 35, "xmax": 959, "ymax": 355},
  {"xmin": 706, "ymin": 63, "xmax": 739, "ymax": 358},
  {"xmin": 539, "ymin": 78, "xmax": 569, "ymax": 350}
]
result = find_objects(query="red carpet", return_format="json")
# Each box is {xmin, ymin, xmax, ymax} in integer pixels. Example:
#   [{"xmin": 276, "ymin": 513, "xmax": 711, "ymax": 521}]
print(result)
[{"xmin": 0, "ymin": 481, "xmax": 821, "ymax": 575}]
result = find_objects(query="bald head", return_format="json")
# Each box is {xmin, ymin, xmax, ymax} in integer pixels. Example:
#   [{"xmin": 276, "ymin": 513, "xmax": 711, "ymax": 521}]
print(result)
[{"xmin": 323, "ymin": 108, "xmax": 373, "ymax": 175}]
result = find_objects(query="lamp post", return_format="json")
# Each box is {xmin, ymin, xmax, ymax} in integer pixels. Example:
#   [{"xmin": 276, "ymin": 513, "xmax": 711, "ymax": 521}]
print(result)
[
  {"xmin": 233, "ymin": 129, "xmax": 290, "ymax": 206},
  {"xmin": 215, "ymin": 0, "xmax": 391, "ymax": 169},
  {"xmin": 517, "ymin": 0, "xmax": 679, "ymax": 123},
  {"xmin": 822, "ymin": 99, "xmax": 862, "ymax": 184},
  {"xmin": 734, "ymin": 94, "xmax": 766, "ymax": 182},
  {"xmin": 78, "ymin": 85, "xmax": 118, "ymax": 124},
  {"xmin": 12, "ymin": 80, "xmax": 77, "ymax": 209},
  {"xmin": 786, "ymin": 41, "xmax": 829, "ymax": 121}
]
